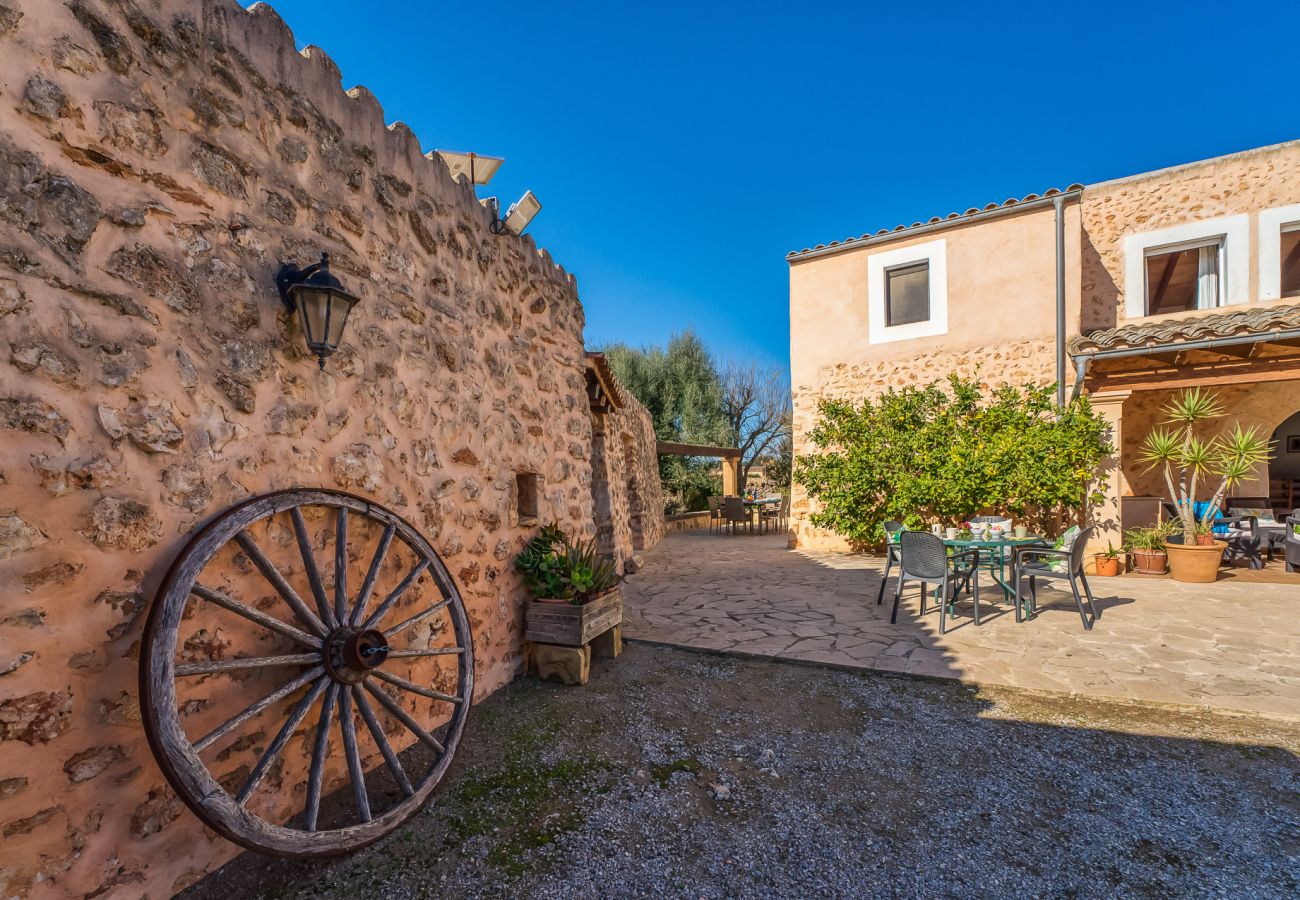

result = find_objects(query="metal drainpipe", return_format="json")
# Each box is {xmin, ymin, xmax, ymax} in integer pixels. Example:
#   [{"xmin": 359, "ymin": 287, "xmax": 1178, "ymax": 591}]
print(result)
[{"xmin": 1054, "ymin": 195, "xmax": 1066, "ymax": 407}]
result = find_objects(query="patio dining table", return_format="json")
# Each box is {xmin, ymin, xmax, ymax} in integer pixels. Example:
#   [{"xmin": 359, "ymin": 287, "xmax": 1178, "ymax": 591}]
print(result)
[{"xmin": 940, "ymin": 534, "xmax": 1046, "ymax": 611}]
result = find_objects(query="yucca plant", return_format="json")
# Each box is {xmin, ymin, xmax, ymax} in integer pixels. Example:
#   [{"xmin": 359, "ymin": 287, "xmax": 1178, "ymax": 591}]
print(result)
[{"xmin": 1138, "ymin": 388, "xmax": 1271, "ymax": 545}]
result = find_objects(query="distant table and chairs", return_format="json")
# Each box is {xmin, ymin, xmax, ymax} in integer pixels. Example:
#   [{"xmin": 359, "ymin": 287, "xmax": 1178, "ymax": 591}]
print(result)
[{"xmin": 709, "ymin": 495, "xmax": 788, "ymax": 535}]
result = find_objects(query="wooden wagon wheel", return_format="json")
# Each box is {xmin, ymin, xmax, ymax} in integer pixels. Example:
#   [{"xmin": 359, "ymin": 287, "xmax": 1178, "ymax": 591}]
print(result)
[{"xmin": 140, "ymin": 489, "xmax": 474, "ymax": 857}]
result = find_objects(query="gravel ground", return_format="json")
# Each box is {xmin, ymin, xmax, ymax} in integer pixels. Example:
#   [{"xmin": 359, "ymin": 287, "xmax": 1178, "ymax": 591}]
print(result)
[{"xmin": 187, "ymin": 643, "xmax": 1300, "ymax": 899}]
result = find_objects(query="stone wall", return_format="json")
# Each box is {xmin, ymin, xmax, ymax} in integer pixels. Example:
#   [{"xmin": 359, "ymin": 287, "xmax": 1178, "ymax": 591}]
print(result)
[
  {"xmin": 589, "ymin": 381, "xmax": 664, "ymax": 573},
  {"xmin": 1080, "ymin": 141, "xmax": 1300, "ymax": 333},
  {"xmin": 0, "ymin": 1, "xmax": 633, "ymax": 895}
]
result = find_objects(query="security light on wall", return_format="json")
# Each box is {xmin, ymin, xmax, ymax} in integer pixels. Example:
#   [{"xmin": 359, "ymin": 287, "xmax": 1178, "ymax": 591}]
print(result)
[
  {"xmin": 498, "ymin": 190, "xmax": 542, "ymax": 235},
  {"xmin": 434, "ymin": 149, "xmax": 503, "ymax": 186}
]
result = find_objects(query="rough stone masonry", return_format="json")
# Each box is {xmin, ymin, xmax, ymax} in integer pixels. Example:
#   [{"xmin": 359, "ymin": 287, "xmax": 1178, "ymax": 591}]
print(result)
[{"xmin": 0, "ymin": 1, "xmax": 660, "ymax": 895}]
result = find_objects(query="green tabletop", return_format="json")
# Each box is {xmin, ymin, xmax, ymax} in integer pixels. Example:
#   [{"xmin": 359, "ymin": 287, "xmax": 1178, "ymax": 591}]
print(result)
[{"xmin": 943, "ymin": 535, "xmax": 1044, "ymax": 548}]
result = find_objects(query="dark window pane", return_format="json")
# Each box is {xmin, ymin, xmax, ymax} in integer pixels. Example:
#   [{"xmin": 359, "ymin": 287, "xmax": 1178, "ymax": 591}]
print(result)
[
  {"xmin": 1282, "ymin": 229, "xmax": 1300, "ymax": 298},
  {"xmin": 886, "ymin": 263, "xmax": 929, "ymax": 327},
  {"xmin": 1145, "ymin": 245, "xmax": 1217, "ymax": 314}
]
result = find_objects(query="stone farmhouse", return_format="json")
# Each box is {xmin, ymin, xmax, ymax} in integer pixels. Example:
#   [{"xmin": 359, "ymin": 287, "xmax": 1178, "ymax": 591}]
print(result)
[
  {"xmin": 0, "ymin": 0, "xmax": 662, "ymax": 895},
  {"xmin": 789, "ymin": 139, "xmax": 1300, "ymax": 551}
]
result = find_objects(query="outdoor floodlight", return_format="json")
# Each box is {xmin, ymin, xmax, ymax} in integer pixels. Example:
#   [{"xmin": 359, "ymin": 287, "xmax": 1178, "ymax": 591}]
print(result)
[{"xmin": 499, "ymin": 190, "xmax": 542, "ymax": 235}]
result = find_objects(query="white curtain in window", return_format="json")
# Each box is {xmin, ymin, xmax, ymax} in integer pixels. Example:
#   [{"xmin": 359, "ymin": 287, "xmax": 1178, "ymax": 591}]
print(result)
[{"xmin": 1196, "ymin": 245, "xmax": 1220, "ymax": 308}]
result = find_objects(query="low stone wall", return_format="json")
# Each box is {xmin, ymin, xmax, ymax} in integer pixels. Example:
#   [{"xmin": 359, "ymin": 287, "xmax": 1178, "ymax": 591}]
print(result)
[
  {"xmin": 0, "ymin": 1, "xmax": 608, "ymax": 895},
  {"xmin": 665, "ymin": 510, "xmax": 711, "ymax": 532}
]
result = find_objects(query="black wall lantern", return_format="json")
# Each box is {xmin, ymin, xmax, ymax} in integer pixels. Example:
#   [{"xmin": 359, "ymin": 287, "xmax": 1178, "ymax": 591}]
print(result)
[{"xmin": 276, "ymin": 253, "xmax": 359, "ymax": 369}]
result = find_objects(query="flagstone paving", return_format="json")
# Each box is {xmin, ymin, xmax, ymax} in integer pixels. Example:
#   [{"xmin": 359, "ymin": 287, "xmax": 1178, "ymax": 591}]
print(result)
[{"xmin": 621, "ymin": 531, "xmax": 1300, "ymax": 720}]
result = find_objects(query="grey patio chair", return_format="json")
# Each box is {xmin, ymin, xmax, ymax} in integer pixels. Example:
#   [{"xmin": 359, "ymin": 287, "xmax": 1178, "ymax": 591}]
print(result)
[
  {"xmin": 875, "ymin": 520, "xmax": 904, "ymax": 606},
  {"xmin": 760, "ymin": 495, "xmax": 790, "ymax": 535},
  {"xmin": 706, "ymin": 496, "xmax": 723, "ymax": 535},
  {"xmin": 1010, "ymin": 525, "xmax": 1098, "ymax": 630},
  {"xmin": 722, "ymin": 496, "xmax": 752, "ymax": 535},
  {"xmin": 890, "ymin": 531, "xmax": 981, "ymax": 635}
]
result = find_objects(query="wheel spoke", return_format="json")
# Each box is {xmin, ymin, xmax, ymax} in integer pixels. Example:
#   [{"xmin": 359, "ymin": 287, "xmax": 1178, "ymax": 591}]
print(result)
[
  {"xmin": 385, "ymin": 647, "xmax": 464, "ymax": 660},
  {"xmin": 383, "ymin": 598, "xmax": 451, "ymax": 639},
  {"xmin": 304, "ymin": 683, "xmax": 339, "ymax": 832},
  {"xmin": 352, "ymin": 686, "xmax": 414, "ymax": 797},
  {"xmin": 194, "ymin": 665, "xmax": 325, "ymax": 753},
  {"xmin": 361, "ymin": 559, "xmax": 431, "ymax": 631},
  {"xmin": 373, "ymin": 669, "xmax": 464, "ymax": 705},
  {"xmin": 334, "ymin": 507, "xmax": 348, "ymax": 624},
  {"xmin": 191, "ymin": 583, "xmax": 319, "ymax": 649},
  {"xmin": 349, "ymin": 523, "xmax": 396, "ymax": 626},
  {"xmin": 338, "ymin": 688, "xmax": 371, "ymax": 823},
  {"xmin": 176, "ymin": 653, "xmax": 319, "ymax": 676},
  {"xmin": 361, "ymin": 680, "xmax": 446, "ymax": 754},
  {"xmin": 237, "ymin": 676, "xmax": 329, "ymax": 805},
  {"xmin": 291, "ymin": 506, "xmax": 337, "ymax": 630},
  {"xmin": 234, "ymin": 531, "xmax": 329, "ymax": 638}
]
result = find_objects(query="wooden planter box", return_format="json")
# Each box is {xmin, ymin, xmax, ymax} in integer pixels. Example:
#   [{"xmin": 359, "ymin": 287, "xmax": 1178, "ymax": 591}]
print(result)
[{"xmin": 526, "ymin": 588, "xmax": 623, "ymax": 648}]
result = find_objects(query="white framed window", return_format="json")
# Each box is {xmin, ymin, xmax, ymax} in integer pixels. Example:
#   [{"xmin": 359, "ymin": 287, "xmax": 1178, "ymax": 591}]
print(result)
[
  {"xmin": 868, "ymin": 238, "xmax": 947, "ymax": 344},
  {"xmin": 1258, "ymin": 203, "xmax": 1300, "ymax": 301},
  {"xmin": 1143, "ymin": 238, "xmax": 1223, "ymax": 314},
  {"xmin": 1123, "ymin": 214, "xmax": 1249, "ymax": 317}
]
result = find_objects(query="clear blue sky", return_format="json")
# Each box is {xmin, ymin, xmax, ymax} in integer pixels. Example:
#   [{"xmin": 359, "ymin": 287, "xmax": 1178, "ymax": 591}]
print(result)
[{"xmin": 266, "ymin": 0, "xmax": 1297, "ymax": 374}]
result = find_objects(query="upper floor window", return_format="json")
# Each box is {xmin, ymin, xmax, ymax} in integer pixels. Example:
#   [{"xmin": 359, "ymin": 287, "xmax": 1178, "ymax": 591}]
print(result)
[
  {"xmin": 867, "ymin": 238, "xmax": 948, "ymax": 344},
  {"xmin": 885, "ymin": 262, "xmax": 930, "ymax": 326},
  {"xmin": 1281, "ymin": 224, "xmax": 1300, "ymax": 298},
  {"xmin": 1144, "ymin": 239, "xmax": 1222, "ymax": 314},
  {"xmin": 1123, "ymin": 214, "xmax": 1248, "ymax": 318}
]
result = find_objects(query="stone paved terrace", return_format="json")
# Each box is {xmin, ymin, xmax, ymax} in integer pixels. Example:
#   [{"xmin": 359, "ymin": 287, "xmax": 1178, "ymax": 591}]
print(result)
[{"xmin": 621, "ymin": 531, "xmax": 1300, "ymax": 720}]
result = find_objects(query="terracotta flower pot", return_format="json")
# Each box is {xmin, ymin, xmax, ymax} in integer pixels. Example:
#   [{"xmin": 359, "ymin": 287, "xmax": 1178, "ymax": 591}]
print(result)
[
  {"xmin": 1132, "ymin": 548, "xmax": 1168, "ymax": 575},
  {"xmin": 1165, "ymin": 540, "xmax": 1226, "ymax": 583},
  {"xmin": 1094, "ymin": 555, "xmax": 1122, "ymax": 576},
  {"xmin": 1194, "ymin": 533, "xmax": 1217, "ymax": 546}
]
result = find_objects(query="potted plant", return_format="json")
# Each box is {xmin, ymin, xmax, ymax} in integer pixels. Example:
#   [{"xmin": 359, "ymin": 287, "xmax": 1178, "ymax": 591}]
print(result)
[
  {"xmin": 1138, "ymin": 389, "xmax": 1271, "ymax": 583},
  {"xmin": 1124, "ymin": 526, "xmax": 1170, "ymax": 575},
  {"xmin": 516, "ymin": 525, "xmax": 623, "ymax": 647},
  {"xmin": 1093, "ymin": 543, "xmax": 1123, "ymax": 576}
]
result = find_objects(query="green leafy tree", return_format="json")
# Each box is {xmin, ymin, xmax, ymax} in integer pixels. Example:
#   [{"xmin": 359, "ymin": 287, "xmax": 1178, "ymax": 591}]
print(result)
[
  {"xmin": 794, "ymin": 374, "xmax": 1113, "ymax": 546},
  {"xmin": 602, "ymin": 331, "xmax": 728, "ymax": 512}
]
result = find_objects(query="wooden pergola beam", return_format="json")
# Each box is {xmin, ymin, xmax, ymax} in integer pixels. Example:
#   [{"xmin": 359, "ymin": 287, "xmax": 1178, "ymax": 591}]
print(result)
[
  {"xmin": 1086, "ymin": 354, "xmax": 1300, "ymax": 393},
  {"xmin": 655, "ymin": 441, "xmax": 742, "ymax": 459}
]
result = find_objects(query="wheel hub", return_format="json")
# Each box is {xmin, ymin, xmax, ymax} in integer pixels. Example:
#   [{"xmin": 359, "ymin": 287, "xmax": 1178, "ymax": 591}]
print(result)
[{"xmin": 324, "ymin": 626, "xmax": 390, "ymax": 683}]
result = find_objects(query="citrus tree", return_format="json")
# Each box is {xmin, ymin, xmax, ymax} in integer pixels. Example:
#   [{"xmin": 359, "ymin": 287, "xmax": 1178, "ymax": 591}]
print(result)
[{"xmin": 794, "ymin": 375, "xmax": 1112, "ymax": 546}]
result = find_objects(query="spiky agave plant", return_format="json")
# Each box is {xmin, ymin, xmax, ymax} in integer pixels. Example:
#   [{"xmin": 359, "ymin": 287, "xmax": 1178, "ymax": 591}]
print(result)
[{"xmin": 1138, "ymin": 388, "xmax": 1271, "ymax": 544}]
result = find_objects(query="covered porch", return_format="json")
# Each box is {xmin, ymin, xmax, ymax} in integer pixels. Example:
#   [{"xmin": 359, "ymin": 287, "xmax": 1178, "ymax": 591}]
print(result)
[{"xmin": 1072, "ymin": 303, "xmax": 1300, "ymax": 578}]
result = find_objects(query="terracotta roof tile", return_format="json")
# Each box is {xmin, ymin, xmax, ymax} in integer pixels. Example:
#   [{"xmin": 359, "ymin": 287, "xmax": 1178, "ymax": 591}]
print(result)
[
  {"xmin": 788, "ymin": 184, "xmax": 1084, "ymax": 259},
  {"xmin": 1068, "ymin": 304, "xmax": 1300, "ymax": 354}
]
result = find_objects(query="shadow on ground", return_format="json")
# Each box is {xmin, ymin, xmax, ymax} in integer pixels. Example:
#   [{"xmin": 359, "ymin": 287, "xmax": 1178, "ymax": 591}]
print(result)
[{"xmin": 186, "ymin": 644, "xmax": 1299, "ymax": 899}]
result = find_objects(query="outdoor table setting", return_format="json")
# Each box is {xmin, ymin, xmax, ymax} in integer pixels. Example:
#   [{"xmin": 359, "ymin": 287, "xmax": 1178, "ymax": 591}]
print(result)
[{"xmin": 889, "ymin": 518, "xmax": 1050, "ymax": 619}]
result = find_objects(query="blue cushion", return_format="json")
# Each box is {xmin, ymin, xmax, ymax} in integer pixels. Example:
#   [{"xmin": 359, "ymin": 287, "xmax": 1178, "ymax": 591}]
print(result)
[{"xmin": 1174, "ymin": 500, "xmax": 1231, "ymax": 534}]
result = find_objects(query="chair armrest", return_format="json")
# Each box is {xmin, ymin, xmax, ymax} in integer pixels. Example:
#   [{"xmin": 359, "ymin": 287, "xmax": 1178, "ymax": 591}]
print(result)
[
  {"xmin": 1220, "ymin": 516, "xmax": 1257, "ymax": 537},
  {"xmin": 950, "ymin": 548, "xmax": 979, "ymax": 567},
  {"xmin": 1013, "ymin": 546, "xmax": 1069, "ymax": 564}
]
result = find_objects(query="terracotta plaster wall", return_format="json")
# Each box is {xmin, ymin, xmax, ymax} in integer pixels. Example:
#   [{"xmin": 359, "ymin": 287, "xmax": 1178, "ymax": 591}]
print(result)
[
  {"xmin": 0, "ymin": 1, "xmax": 600, "ymax": 895},
  {"xmin": 788, "ymin": 202, "xmax": 1081, "ymax": 550},
  {"xmin": 1080, "ymin": 140, "xmax": 1300, "ymax": 333}
]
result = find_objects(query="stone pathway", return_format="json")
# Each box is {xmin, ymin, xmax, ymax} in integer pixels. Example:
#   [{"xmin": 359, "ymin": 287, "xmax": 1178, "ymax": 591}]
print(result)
[{"xmin": 622, "ymin": 531, "xmax": 1300, "ymax": 720}]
